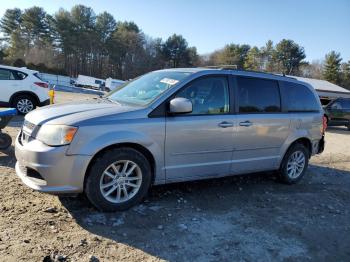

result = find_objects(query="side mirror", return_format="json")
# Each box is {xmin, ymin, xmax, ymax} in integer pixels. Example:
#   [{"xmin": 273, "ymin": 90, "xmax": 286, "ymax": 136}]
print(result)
[{"xmin": 169, "ymin": 97, "xmax": 192, "ymax": 114}]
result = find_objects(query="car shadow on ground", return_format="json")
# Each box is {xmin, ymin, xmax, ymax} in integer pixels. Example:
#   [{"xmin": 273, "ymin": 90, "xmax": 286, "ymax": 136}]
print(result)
[
  {"xmin": 0, "ymin": 146, "xmax": 16, "ymax": 169},
  {"xmin": 59, "ymin": 164, "xmax": 350, "ymax": 261},
  {"xmin": 326, "ymin": 126, "xmax": 349, "ymax": 135}
]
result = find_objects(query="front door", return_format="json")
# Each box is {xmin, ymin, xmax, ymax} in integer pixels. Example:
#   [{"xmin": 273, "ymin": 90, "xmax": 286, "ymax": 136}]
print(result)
[{"xmin": 165, "ymin": 76, "xmax": 234, "ymax": 181}]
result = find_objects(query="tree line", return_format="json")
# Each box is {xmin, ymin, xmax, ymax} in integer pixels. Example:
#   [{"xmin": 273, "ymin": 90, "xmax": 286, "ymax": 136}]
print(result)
[{"xmin": 0, "ymin": 5, "xmax": 349, "ymax": 90}]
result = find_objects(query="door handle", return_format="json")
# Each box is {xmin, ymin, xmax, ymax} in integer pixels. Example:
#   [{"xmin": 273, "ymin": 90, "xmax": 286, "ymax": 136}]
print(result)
[
  {"xmin": 239, "ymin": 121, "xmax": 252, "ymax": 127},
  {"xmin": 218, "ymin": 121, "xmax": 233, "ymax": 128}
]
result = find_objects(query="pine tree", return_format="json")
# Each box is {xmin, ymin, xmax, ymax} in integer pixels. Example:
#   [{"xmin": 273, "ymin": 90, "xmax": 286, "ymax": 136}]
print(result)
[
  {"xmin": 244, "ymin": 46, "xmax": 261, "ymax": 71},
  {"xmin": 323, "ymin": 51, "xmax": 342, "ymax": 84},
  {"xmin": 274, "ymin": 39, "xmax": 306, "ymax": 75},
  {"xmin": 261, "ymin": 40, "xmax": 275, "ymax": 72},
  {"xmin": 0, "ymin": 8, "xmax": 22, "ymax": 38},
  {"xmin": 341, "ymin": 61, "xmax": 350, "ymax": 89}
]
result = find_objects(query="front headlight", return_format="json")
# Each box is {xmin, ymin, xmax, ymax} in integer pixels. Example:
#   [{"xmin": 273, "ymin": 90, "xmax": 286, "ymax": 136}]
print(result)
[{"xmin": 35, "ymin": 125, "xmax": 78, "ymax": 146}]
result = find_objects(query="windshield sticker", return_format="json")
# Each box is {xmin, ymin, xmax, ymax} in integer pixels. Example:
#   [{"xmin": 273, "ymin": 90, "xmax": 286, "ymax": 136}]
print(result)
[{"xmin": 160, "ymin": 78, "xmax": 179, "ymax": 85}]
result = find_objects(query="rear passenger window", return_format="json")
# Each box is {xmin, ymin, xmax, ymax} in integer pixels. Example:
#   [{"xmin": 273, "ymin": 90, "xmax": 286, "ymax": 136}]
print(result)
[
  {"xmin": 283, "ymin": 82, "xmax": 319, "ymax": 112},
  {"xmin": 237, "ymin": 77, "xmax": 281, "ymax": 113},
  {"xmin": 14, "ymin": 71, "xmax": 27, "ymax": 80}
]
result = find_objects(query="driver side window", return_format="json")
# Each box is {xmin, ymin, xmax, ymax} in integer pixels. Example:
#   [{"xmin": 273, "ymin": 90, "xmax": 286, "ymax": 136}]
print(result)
[{"xmin": 175, "ymin": 76, "xmax": 229, "ymax": 115}]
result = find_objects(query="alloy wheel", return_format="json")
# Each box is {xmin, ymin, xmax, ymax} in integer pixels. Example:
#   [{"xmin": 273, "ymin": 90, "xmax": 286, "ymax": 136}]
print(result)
[
  {"xmin": 287, "ymin": 150, "xmax": 306, "ymax": 179},
  {"xmin": 17, "ymin": 99, "xmax": 34, "ymax": 114},
  {"xmin": 99, "ymin": 160, "xmax": 142, "ymax": 203}
]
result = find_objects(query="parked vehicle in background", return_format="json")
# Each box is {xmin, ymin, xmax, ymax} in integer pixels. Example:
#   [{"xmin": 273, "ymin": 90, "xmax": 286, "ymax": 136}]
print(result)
[
  {"xmin": 0, "ymin": 65, "xmax": 50, "ymax": 114},
  {"xmin": 105, "ymin": 77, "xmax": 125, "ymax": 92},
  {"xmin": 15, "ymin": 68, "xmax": 326, "ymax": 211},
  {"xmin": 75, "ymin": 75, "xmax": 106, "ymax": 90},
  {"xmin": 39, "ymin": 72, "xmax": 72, "ymax": 87},
  {"xmin": 324, "ymin": 98, "xmax": 350, "ymax": 130}
]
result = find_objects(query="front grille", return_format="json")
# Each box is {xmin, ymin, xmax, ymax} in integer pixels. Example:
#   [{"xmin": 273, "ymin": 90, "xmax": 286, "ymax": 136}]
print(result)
[
  {"xmin": 20, "ymin": 120, "xmax": 37, "ymax": 145},
  {"xmin": 23, "ymin": 120, "xmax": 36, "ymax": 131},
  {"xmin": 22, "ymin": 120, "xmax": 36, "ymax": 139}
]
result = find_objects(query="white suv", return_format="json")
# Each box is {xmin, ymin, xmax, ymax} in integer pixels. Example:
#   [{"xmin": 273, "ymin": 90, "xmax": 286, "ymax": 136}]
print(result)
[{"xmin": 0, "ymin": 65, "xmax": 50, "ymax": 114}]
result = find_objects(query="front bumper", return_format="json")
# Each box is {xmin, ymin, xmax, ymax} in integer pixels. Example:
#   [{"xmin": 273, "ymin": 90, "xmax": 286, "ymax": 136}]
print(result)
[{"xmin": 15, "ymin": 132, "xmax": 91, "ymax": 194}]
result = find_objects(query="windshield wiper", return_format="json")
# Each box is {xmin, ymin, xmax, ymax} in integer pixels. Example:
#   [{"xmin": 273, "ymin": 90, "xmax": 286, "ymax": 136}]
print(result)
[{"xmin": 102, "ymin": 96, "xmax": 122, "ymax": 105}]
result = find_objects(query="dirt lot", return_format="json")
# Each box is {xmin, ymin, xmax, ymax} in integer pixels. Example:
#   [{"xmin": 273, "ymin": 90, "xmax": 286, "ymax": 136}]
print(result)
[{"xmin": 1, "ymin": 91, "xmax": 350, "ymax": 262}]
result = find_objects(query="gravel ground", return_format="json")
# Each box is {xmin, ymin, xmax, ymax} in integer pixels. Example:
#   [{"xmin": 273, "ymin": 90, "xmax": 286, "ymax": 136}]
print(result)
[{"xmin": 0, "ymin": 91, "xmax": 350, "ymax": 262}]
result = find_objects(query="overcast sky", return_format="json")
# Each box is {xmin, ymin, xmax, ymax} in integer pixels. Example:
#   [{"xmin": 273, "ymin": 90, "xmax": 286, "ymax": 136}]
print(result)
[{"xmin": 1, "ymin": 0, "xmax": 349, "ymax": 62}]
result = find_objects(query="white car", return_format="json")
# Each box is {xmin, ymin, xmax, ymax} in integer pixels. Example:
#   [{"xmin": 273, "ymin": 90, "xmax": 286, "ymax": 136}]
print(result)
[{"xmin": 0, "ymin": 65, "xmax": 50, "ymax": 114}]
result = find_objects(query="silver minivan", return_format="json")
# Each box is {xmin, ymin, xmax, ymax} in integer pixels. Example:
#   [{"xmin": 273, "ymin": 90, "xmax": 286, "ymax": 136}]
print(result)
[{"xmin": 15, "ymin": 68, "xmax": 326, "ymax": 211}]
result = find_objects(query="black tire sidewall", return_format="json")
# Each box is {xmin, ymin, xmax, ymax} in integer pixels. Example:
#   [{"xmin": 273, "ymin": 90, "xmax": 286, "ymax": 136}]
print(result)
[
  {"xmin": 13, "ymin": 95, "xmax": 37, "ymax": 115},
  {"xmin": 280, "ymin": 143, "xmax": 309, "ymax": 184},
  {"xmin": 0, "ymin": 133, "xmax": 12, "ymax": 150},
  {"xmin": 85, "ymin": 148, "xmax": 152, "ymax": 211}
]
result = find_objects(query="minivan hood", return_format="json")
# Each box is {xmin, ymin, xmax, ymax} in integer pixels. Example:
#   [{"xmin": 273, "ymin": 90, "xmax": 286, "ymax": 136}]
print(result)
[{"xmin": 25, "ymin": 99, "xmax": 143, "ymax": 126}]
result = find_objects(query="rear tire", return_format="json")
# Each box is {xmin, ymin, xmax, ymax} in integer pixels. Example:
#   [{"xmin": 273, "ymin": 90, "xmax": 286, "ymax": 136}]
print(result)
[
  {"xmin": 0, "ymin": 133, "xmax": 12, "ymax": 150},
  {"xmin": 279, "ymin": 143, "xmax": 309, "ymax": 184},
  {"xmin": 85, "ymin": 147, "xmax": 152, "ymax": 212},
  {"xmin": 12, "ymin": 95, "xmax": 37, "ymax": 115}
]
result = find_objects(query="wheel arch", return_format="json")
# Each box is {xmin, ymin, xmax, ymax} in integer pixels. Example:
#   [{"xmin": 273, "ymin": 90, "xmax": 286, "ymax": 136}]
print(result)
[
  {"xmin": 291, "ymin": 137, "xmax": 312, "ymax": 156},
  {"xmin": 10, "ymin": 91, "xmax": 40, "ymax": 106},
  {"xmin": 84, "ymin": 142, "xmax": 156, "ymax": 188},
  {"xmin": 280, "ymin": 137, "xmax": 312, "ymax": 169}
]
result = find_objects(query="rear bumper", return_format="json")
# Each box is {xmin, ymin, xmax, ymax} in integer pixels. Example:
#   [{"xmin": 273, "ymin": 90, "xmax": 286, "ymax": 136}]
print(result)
[
  {"xmin": 15, "ymin": 133, "xmax": 91, "ymax": 194},
  {"xmin": 317, "ymin": 135, "xmax": 325, "ymax": 154}
]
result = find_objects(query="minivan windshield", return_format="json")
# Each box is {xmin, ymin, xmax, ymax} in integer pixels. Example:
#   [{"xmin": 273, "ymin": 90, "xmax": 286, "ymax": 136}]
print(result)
[{"xmin": 107, "ymin": 71, "xmax": 192, "ymax": 106}]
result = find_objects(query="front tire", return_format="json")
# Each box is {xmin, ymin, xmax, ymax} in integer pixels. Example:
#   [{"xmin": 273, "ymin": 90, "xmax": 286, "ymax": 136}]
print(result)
[
  {"xmin": 85, "ymin": 147, "xmax": 152, "ymax": 211},
  {"xmin": 279, "ymin": 143, "xmax": 309, "ymax": 184},
  {"xmin": 12, "ymin": 95, "xmax": 37, "ymax": 115}
]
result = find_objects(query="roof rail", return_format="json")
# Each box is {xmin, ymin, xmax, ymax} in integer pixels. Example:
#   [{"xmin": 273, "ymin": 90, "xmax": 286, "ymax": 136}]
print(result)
[
  {"xmin": 204, "ymin": 65, "xmax": 238, "ymax": 70},
  {"xmin": 204, "ymin": 65, "xmax": 294, "ymax": 78}
]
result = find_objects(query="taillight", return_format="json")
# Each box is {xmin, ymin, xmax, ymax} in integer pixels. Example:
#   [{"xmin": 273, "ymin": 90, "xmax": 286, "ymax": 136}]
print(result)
[
  {"xmin": 322, "ymin": 116, "xmax": 327, "ymax": 134},
  {"xmin": 34, "ymin": 82, "xmax": 48, "ymax": 88}
]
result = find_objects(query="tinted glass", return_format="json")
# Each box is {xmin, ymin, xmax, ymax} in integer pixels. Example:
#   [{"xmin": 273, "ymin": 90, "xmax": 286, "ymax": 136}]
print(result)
[
  {"xmin": 283, "ymin": 82, "xmax": 319, "ymax": 112},
  {"xmin": 33, "ymin": 73, "xmax": 42, "ymax": 81},
  {"xmin": 237, "ymin": 77, "xmax": 281, "ymax": 113},
  {"xmin": 11, "ymin": 71, "xmax": 27, "ymax": 80},
  {"xmin": 339, "ymin": 99, "xmax": 350, "ymax": 109},
  {"xmin": 0, "ymin": 69, "xmax": 11, "ymax": 80},
  {"xmin": 176, "ymin": 76, "xmax": 229, "ymax": 115}
]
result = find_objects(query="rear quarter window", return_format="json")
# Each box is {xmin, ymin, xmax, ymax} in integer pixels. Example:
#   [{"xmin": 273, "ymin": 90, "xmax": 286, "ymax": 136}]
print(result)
[
  {"xmin": 33, "ymin": 73, "xmax": 42, "ymax": 81},
  {"xmin": 281, "ymin": 81, "xmax": 320, "ymax": 112}
]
